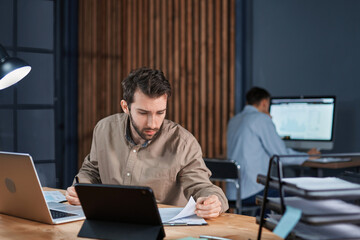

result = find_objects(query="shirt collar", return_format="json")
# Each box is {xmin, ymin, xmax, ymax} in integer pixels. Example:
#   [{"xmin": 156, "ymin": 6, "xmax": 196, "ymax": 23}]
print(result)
[{"xmin": 244, "ymin": 105, "xmax": 259, "ymax": 113}]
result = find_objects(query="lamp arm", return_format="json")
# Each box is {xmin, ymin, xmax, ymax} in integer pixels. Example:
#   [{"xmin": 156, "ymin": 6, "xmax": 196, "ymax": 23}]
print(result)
[{"xmin": 0, "ymin": 44, "xmax": 10, "ymax": 62}]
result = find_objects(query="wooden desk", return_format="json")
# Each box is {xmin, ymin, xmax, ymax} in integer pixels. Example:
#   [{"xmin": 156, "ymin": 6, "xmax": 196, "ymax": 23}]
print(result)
[
  {"xmin": 0, "ymin": 188, "xmax": 281, "ymax": 240},
  {"xmin": 303, "ymin": 157, "xmax": 360, "ymax": 177},
  {"xmin": 303, "ymin": 157, "xmax": 360, "ymax": 169},
  {"xmin": 0, "ymin": 211, "xmax": 280, "ymax": 240}
]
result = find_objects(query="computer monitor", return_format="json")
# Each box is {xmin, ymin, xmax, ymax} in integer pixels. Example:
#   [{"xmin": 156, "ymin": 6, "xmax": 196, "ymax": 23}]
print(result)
[{"xmin": 269, "ymin": 96, "xmax": 336, "ymax": 150}]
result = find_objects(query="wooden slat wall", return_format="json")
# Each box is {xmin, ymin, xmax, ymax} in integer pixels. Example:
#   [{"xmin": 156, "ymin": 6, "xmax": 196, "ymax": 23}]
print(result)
[{"xmin": 78, "ymin": 0, "xmax": 235, "ymax": 167}]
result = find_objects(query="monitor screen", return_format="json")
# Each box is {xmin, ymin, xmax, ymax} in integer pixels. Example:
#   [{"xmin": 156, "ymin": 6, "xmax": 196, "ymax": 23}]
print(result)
[{"xmin": 270, "ymin": 96, "xmax": 336, "ymax": 150}]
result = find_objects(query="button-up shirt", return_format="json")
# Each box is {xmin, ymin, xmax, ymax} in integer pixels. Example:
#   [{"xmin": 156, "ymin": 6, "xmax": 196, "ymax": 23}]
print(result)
[
  {"xmin": 227, "ymin": 105, "xmax": 308, "ymax": 200},
  {"xmin": 76, "ymin": 113, "xmax": 229, "ymax": 212}
]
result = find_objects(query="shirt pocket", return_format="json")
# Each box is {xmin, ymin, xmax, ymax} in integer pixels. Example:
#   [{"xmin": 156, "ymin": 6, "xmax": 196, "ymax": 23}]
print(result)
[{"xmin": 140, "ymin": 167, "xmax": 177, "ymax": 202}]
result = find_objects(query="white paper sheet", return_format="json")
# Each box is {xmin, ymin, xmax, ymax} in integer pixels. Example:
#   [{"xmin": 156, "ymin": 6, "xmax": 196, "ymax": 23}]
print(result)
[
  {"xmin": 158, "ymin": 196, "xmax": 207, "ymax": 225},
  {"xmin": 282, "ymin": 177, "xmax": 360, "ymax": 191},
  {"xmin": 269, "ymin": 197, "xmax": 360, "ymax": 215},
  {"xmin": 43, "ymin": 191, "xmax": 67, "ymax": 203},
  {"xmin": 307, "ymin": 157, "xmax": 351, "ymax": 163}
]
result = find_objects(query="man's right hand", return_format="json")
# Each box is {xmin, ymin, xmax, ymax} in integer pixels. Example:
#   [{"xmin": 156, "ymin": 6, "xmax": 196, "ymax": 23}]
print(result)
[
  {"xmin": 307, "ymin": 148, "xmax": 321, "ymax": 159},
  {"xmin": 65, "ymin": 186, "xmax": 81, "ymax": 205}
]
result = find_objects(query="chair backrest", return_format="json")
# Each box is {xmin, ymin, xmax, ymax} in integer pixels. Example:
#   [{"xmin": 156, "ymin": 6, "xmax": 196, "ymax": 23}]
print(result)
[
  {"xmin": 204, "ymin": 158, "xmax": 260, "ymax": 216},
  {"xmin": 203, "ymin": 158, "xmax": 240, "ymax": 180},
  {"xmin": 204, "ymin": 158, "xmax": 241, "ymax": 213}
]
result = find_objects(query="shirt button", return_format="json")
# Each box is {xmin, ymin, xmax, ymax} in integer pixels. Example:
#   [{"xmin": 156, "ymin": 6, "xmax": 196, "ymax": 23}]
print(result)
[
  {"xmin": 133, "ymin": 149, "xmax": 136, "ymax": 153},
  {"xmin": 127, "ymin": 172, "xmax": 131, "ymax": 177}
]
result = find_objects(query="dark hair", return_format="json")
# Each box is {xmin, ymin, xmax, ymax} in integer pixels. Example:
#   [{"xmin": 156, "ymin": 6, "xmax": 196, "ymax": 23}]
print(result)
[
  {"xmin": 246, "ymin": 87, "xmax": 271, "ymax": 105},
  {"xmin": 122, "ymin": 67, "xmax": 172, "ymax": 105}
]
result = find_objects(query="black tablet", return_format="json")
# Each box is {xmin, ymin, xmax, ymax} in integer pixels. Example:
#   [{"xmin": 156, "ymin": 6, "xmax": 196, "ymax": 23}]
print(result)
[{"xmin": 75, "ymin": 183, "xmax": 165, "ymax": 240}]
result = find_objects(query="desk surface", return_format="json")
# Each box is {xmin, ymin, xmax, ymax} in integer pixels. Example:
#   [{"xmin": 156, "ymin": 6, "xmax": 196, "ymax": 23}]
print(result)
[
  {"xmin": 303, "ymin": 157, "xmax": 360, "ymax": 169},
  {"xmin": 0, "ymin": 188, "xmax": 281, "ymax": 240},
  {"xmin": 0, "ymin": 211, "xmax": 280, "ymax": 240}
]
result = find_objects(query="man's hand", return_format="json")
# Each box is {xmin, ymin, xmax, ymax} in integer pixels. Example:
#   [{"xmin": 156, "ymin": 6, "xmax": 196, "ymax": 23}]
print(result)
[
  {"xmin": 308, "ymin": 148, "xmax": 321, "ymax": 160},
  {"xmin": 65, "ymin": 186, "xmax": 81, "ymax": 205},
  {"xmin": 195, "ymin": 195, "xmax": 222, "ymax": 219}
]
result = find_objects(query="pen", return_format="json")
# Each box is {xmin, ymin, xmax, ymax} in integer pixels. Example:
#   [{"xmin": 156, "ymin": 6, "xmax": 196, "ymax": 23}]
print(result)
[
  {"xmin": 75, "ymin": 176, "xmax": 79, "ymax": 184},
  {"xmin": 199, "ymin": 235, "xmax": 231, "ymax": 240}
]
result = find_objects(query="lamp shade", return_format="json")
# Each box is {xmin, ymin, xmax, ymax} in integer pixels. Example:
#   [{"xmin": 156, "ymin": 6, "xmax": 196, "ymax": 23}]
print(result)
[{"xmin": 0, "ymin": 44, "xmax": 31, "ymax": 90}]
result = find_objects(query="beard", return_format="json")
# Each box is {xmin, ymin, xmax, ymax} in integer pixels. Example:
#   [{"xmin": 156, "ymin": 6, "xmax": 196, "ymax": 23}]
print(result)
[{"xmin": 129, "ymin": 112, "xmax": 161, "ymax": 141}]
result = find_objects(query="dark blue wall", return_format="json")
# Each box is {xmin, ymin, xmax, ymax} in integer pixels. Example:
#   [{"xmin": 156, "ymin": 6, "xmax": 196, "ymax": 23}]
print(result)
[
  {"xmin": 245, "ymin": 0, "xmax": 360, "ymax": 153},
  {"xmin": 0, "ymin": 0, "xmax": 78, "ymax": 188}
]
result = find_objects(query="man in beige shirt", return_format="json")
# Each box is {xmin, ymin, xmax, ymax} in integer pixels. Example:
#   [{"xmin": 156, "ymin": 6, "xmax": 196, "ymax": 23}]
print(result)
[{"xmin": 66, "ymin": 67, "xmax": 228, "ymax": 218}]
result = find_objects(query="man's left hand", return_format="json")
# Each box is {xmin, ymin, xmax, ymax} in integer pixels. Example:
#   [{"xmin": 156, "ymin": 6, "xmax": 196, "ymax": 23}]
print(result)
[{"xmin": 195, "ymin": 195, "xmax": 222, "ymax": 219}]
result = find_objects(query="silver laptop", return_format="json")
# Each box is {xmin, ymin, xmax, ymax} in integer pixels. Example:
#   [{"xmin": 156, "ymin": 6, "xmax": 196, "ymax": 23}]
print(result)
[{"xmin": 0, "ymin": 151, "xmax": 85, "ymax": 224}]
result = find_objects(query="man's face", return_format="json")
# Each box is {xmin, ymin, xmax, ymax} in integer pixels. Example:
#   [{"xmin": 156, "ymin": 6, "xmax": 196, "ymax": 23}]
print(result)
[{"xmin": 124, "ymin": 89, "xmax": 167, "ymax": 141}]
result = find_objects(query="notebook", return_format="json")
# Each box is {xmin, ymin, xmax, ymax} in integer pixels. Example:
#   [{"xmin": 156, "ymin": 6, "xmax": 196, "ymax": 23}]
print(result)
[{"xmin": 0, "ymin": 151, "xmax": 85, "ymax": 224}]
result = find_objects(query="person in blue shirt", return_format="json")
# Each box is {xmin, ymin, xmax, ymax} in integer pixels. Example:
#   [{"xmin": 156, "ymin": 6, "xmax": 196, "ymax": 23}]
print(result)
[{"xmin": 226, "ymin": 87, "xmax": 320, "ymax": 205}]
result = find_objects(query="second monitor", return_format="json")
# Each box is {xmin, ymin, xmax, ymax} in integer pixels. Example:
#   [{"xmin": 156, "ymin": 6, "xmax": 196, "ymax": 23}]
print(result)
[{"xmin": 270, "ymin": 96, "xmax": 336, "ymax": 150}]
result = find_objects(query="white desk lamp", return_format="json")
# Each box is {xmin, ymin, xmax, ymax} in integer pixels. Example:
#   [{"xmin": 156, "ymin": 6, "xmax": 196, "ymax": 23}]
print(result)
[{"xmin": 0, "ymin": 44, "xmax": 31, "ymax": 90}]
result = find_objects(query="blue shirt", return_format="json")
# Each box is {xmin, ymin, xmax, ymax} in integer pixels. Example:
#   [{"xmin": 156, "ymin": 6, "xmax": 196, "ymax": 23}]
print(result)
[{"xmin": 226, "ymin": 105, "xmax": 308, "ymax": 200}]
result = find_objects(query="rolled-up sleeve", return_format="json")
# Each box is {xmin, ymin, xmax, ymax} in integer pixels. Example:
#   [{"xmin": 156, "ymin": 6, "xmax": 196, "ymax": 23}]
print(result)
[
  {"xmin": 74, "ymin": 124, "xmax": 102, "ymax": 184},
  {"xmin": 179, "ymin": 137, "xmax": 229, "ymax": 213}
]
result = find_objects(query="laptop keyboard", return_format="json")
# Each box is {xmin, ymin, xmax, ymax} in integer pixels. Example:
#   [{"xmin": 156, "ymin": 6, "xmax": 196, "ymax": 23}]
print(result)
[{"xmin": 50, "ymin": 209, "xmax": 77, "ymax": 219}]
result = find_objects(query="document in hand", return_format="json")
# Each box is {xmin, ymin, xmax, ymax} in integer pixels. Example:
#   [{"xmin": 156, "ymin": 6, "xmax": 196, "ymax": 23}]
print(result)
[{"xmin": 158, "ymin": 196, "xmax": 207, "ymax": 225}]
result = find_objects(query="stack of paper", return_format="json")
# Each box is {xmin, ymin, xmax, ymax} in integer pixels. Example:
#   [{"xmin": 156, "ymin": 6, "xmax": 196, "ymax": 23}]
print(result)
[
  {"xmin": 307, "ymin": 157, "xmax": 351, "ymax": 163},
  {"xmin": 269, "ymin": 197, "xmax": 360, "ymax": 216},
  {"xmin": 282, "ymin": 177, "xmax": 360, "ymax": 191},
  {"xmin": 268, "ymin": 213, "xmax": 360, "ymax": 240}
]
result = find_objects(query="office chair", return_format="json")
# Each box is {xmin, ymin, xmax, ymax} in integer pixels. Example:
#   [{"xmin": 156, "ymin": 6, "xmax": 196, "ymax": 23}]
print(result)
[{"xmin": 204, "ymin": 158, "xmax": 259, "ymax": 215}]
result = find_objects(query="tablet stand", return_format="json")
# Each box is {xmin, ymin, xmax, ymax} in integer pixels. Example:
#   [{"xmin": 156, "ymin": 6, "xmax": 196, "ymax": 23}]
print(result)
[{"xmin": 78, "ymin": 219, "xmax": 164, "ymax": 240}]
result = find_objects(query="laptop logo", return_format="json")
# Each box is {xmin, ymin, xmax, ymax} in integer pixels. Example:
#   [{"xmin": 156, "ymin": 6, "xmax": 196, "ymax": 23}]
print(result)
[{"xmin": 5, "ymin": 178, "xmax": 16, "ymax": 193}]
